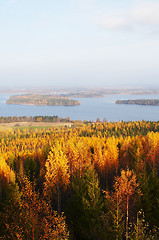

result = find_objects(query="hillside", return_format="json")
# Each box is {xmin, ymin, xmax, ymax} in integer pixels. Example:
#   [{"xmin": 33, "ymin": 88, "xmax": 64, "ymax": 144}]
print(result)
[{"xmin": 0, "ymin": 120, "xmax": 159, "ymax": 239}]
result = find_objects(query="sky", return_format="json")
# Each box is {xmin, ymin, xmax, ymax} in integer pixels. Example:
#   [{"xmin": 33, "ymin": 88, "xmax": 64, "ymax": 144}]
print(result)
[{"xmin": 0, "ymin": 0, "xmax": 159, "ymax": 89}]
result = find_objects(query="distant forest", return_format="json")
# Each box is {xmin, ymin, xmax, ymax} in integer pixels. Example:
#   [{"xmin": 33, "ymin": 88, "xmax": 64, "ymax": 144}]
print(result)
[
  {"xmin": 116, "ymin": 99, "xmax": 159, "ymax": 106},
  {"xmin": 0, "ymin": 116, "xmax": 71, "ymax": 123},
  {"xmin": 6, "ymin": 94, "xmax": 80, "ymax": 106}
]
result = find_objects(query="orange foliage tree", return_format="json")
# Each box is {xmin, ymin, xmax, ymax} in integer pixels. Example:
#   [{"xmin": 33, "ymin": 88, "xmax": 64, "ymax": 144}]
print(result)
[{"xmin": 44, "ymin": 142, "xmax": 70, "ymax": 214}]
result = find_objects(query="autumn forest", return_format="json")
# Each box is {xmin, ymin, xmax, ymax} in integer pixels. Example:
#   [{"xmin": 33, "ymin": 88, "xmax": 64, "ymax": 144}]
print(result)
[{"xmin": 0, "ymin": 120, "xmax": 159, "ymax": 239}]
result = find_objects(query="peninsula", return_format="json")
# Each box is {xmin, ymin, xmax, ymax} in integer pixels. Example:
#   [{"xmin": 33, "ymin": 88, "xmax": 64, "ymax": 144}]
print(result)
[
  {"xmin": 6, "ymin": 94, "xmax": 80, "ymax": 106},
  {"xmin": 116, "ymin": 99, "xmax": 159, "ymax": 106}
]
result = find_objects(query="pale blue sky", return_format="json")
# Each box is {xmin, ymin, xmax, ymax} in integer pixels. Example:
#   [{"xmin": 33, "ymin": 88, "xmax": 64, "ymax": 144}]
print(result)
[{"xmin": 0, "ymin": 0, "xmax": 159, "ymax": 88}]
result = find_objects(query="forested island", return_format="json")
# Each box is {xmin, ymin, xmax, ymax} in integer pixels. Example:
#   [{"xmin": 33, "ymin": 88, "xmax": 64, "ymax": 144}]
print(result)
[
  {"xmin": 6, "ymin": 94, "xmax": 80, "ymax": 106},
  {"xmin": 0, "ymin": 120, "xmax": 159, "ymax": 239},
  {"xmin": 116, "ymin": 99, "xmax": 159, "ymax": 105}
]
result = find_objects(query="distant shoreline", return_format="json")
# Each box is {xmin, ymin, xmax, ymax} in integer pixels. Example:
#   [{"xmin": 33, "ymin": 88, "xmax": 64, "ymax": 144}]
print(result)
[
  {"xmin": 1, "ymin": 87, "xmax": 159, "ymax": 96},
  {"xmin": 116, "ymin": 99, "xmax": 159, "ymax": 106}
]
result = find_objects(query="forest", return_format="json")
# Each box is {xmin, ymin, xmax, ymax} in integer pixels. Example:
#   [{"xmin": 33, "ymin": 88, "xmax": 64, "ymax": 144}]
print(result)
[
  {"xmin": 6, "ymin": 94, "xmax": 80, "ymax": 106},
  {"xmin": 0, "ymin": 120, "xmax": 159, "ymax": 239},
  {"xmin": 116, "ymin": 99, "xmax": 159, "ymax": 106},
  {"xmin": 0, "ymin": 115, "xmax": 71, "ymax": 123}
]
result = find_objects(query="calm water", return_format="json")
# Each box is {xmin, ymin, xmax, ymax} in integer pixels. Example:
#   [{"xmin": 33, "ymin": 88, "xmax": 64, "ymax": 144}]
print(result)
[{"xmin": 0, "ymin": 94, "xmax": 159, "ymax": 122}]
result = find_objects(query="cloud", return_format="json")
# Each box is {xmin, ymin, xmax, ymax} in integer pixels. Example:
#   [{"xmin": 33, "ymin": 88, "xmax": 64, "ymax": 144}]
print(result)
[
  {"xmin": 100, "ymin": 16, "xmax": 131, "ymax": 31},
  {"xmin": 100, "ymin": 1, "xmax": 159, "ymax": 31},
  {"xmin": 130, "ymin": 2, "xmax": 159, "ymax": 26}
]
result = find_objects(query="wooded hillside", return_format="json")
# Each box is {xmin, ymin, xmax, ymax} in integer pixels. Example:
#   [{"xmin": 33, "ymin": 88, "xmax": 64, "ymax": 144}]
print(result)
[{"xmin": 0, "ymin": 120, "xmax": 159, "ymax": 239}]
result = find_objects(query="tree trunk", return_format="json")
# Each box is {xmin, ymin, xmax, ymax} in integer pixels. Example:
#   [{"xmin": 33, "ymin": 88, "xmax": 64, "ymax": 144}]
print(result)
[
  {"xmin": 116, "ymin": 192, "xmax": 119, "ymax": 240},
  {"xmin": 31, "ymin": 213, "xmax": 35, "ymax": 240},
  {"xmin": 136, "ymin": 212, "xmax": 139, "ymax": 240},
  {"xmin": 57, "ymin": 184, "xmax": 61, "ymax": 215},
  {"xmin": 126, "ymin": 195, "xmax": 129, "ymax": 240}
]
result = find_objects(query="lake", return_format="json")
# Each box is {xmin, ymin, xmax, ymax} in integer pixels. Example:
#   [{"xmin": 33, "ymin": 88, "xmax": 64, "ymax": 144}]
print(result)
[{"xmin": 0, "ymin": 93, "xmax": 159, "ymax": 122}]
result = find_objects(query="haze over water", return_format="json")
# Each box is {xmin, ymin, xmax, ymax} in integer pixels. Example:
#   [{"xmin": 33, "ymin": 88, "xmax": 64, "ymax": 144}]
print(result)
[{"xmin": 1, "ymin": 94, "xmax": 159, "ymax": 122}]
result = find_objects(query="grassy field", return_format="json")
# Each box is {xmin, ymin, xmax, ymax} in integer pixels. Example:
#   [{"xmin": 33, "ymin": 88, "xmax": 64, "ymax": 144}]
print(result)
[{"xmin": 0, "ymin": 122, "xmax": 71, "ymax": 131}]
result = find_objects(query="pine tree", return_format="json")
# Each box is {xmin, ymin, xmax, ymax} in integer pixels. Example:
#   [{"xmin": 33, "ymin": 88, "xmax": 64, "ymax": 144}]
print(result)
[{"xmin": 67, "ymin": 168, "xmax": 111, "ymax": 240}]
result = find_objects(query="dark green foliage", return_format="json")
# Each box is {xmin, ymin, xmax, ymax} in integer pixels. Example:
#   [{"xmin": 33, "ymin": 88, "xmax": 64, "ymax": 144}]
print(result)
[
  {"xmin": 79, "ymin": 121, "xmax": 159, "ymax": 138},
  {"xmin": 0, "ymin": 115, "xmax": 71, "ymax": 123},
  {"xmin": 140, "ymin": 171, "xmax": 159, "ymax": 228},
  {"xmin": 67, "ymin": 168, "xmax": 112, "ymax": 240},
  {"xmin": 23, "ymin": 156, "xmax": 41, "ymax": 182}
]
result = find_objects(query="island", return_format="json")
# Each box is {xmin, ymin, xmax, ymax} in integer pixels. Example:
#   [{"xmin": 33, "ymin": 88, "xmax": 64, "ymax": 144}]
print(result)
[
  {"xmin": 6, "ymin": 94, "xmax": 80, "ymax": 106},
  {"xmin": 61, "ymin": 92, "xmax": 104, "ymax": 98},
  {"xmin": 116, "ymin": 99, "xmax": 159, "ymax": 106}
]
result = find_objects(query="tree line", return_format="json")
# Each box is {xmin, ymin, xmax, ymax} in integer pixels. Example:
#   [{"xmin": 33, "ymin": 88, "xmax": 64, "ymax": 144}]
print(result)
[
  {"xmin": 0, "ymin": 115, "xmax": 71, "ymax": 123},
  {"xmin": 116, "ymin": 99, "xmax": 159, "ymax": 106}
]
